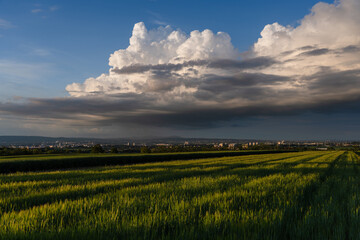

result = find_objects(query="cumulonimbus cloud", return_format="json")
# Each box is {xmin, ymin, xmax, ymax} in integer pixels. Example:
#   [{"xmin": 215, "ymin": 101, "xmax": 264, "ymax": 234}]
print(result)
[
  {"xmin": 65, "ymin": 22, "xmax": 240, "ymax": 97},
  {"xmin": 1, "ymin": 0, "xmax": 360, "ymax": 130}
]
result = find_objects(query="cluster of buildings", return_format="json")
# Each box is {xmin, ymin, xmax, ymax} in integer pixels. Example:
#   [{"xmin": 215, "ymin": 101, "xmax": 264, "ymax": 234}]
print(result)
[
  {"xmin": 242, "ymin": 142, "xmax": 259, "ymax": 149},
  {"xmin": 2, "ymin": 138, "xmax": 360, "ymax": 151}
]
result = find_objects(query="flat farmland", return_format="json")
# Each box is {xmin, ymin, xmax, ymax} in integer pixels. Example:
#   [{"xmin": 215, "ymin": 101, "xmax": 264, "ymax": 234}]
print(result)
[
  {"xmin": 0, "ymin": 151, "xmax": 286, "ymax": 174},
  {"xmin": 0, "ymin": 151, "xmax": 359, "ymax": 239}
]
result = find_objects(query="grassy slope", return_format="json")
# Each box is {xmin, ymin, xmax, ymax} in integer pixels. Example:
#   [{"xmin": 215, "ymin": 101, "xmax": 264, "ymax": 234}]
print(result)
[{"xmin": 1, "ymin": 151, "xmax": 359, "ymax": 239}]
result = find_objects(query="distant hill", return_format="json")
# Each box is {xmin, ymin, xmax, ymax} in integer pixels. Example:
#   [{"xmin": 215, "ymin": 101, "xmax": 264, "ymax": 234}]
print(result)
[{"xmin": 0, "ymin": 136, "xmax": 95, "ymax": 146}]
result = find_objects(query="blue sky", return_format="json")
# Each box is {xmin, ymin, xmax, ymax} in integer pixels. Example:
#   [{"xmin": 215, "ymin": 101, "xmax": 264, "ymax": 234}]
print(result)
[{"xmin": 2, "ymin": 0, "xmax": 360, "ymax": 140}]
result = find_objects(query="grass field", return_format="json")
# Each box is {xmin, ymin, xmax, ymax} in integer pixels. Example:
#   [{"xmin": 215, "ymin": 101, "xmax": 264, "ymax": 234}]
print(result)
[
  {"xmin": 0, "ymin": 150, "xmax": 287, "ymax": 174},
  {"xmin": 0, "ymin": 151, "xmax": 359, "ymax": 239}
]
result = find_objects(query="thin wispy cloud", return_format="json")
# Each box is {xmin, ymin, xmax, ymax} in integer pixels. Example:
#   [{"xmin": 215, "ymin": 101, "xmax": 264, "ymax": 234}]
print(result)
[
  {"xmin": 31, "ymin": 5, "xmax": 59, "ymax": 15},
  {"xmin": 31, "ymin": 48, "xmax": 51, "ymax": 57},
  {"xmin": 49, "ymin": 6, "xmax": 59, "ymax": 11},
  {"xmin": 147, "ymin": 10, "xmax": 168, "ymax": 26},
  {"xmin": 153, "ymin": 19, "xmax": 168, "ymax": 26},
  {"xmin": 31, "ymin": 9, "xmax": 43, "ymax": 13},
  {"xmin": 0, "ymin": 60, "xmax": 52, "ymax": 80},
  {"xmin": 0, "ymin": 19, "xmax": 14, "ymax": 29}
]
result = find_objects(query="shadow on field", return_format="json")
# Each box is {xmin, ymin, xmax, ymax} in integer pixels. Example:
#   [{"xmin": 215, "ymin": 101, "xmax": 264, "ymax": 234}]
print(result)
[
  {"xmin": 0, "ymin": 151, "xmax": 291, "ymax": 174},
  {"xmin": 0, "ymin": 152, "xmax": 345, "ymax": 216},
  {"xmin": 274, "ymin": 152, "xmax": 360, "ymax": 240}
]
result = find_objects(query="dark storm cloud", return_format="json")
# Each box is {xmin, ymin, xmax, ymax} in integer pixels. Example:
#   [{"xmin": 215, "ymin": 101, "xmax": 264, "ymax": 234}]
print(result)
[
  {"xmin": 280, "ymin": 46, "xmax": 317, "ymax": 57},
  {"xmin": 307, "ymin": 69, "xmax": 360, "ymax": 93},
  {"xmin": 340, "ymin": 45, "xmax": 360, "ymax": 53},
  {"xmin": 193, "ymin": 73, "xmax": 291, "ymax": 101},
  {"xmin": 112, "ymin": 62, "xmax": 192, "ymax": 74},
  {"xmin": 135, "ymin": 71, "xmax": 290, "ymax": 99},
  {"xmin": 298, "ymin": 45, "xmax": 317, "ymax": 51},
  {"xmin": 0, "ymin": 94, "xmax": 153, "ymax": 119},
  {"xmin": 141, "ymin": 71, "xmax": 181, "ymax": 92},
  {"xmin": 111, "ymin": 57, "xmax": 277, "ymax": 74},
  {"xmin": 296, "ymin": 45, "xmax": 360, "ymax": 57},
  {"xmin": 94, "ymin": 92, "xmax": 360, "ymax": 128},
  {"xmin": 299, "ymin": 48, "xmax": 330, "ymax": 56},
  {"xmin": 207, "ymin": 57, "xmax": 277, "ymax": 69},
  {"xmin": 202, "ymin": 72, "xmax": 290, "ymax": 88},
  {"xmin": 2, "ymin": 66, "xmax": 360, "ymax": 129}
]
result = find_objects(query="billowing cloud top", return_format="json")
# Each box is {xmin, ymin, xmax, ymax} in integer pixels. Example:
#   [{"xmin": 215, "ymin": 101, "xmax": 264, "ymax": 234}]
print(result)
[
  {"xmin": 253, "ymin": 0, "xmax": 360, "ymax": 77},
  {"xmin": 66, "ymin": 22, "xmax": 239, "ymax": 97},
  {"xmin": 2, "ymin": 0, "xmax": 360, "ymax": 131},
  {"xmin": 254, "ymin": 0, "xmax": 360, "ymax": 56}
]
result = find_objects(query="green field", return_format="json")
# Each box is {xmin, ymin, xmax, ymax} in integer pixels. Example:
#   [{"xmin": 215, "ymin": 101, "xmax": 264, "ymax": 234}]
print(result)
[
  {"xmin": 0, "ymin": 151, "xmax": 359, "ymax": 239},
  {"xmin": 0, "ymin": 150, "xmax": 287, "ymax": 174}
]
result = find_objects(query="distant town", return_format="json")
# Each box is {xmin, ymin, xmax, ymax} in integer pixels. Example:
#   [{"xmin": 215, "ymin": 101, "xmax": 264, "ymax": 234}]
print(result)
[{"xmin": 0, "ymin": 136, "xmax": 359, "ymax": 155}]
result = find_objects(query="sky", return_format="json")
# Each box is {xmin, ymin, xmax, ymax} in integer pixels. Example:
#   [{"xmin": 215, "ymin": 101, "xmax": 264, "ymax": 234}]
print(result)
[{"xmin": 1, "ymin": 0, "xmax": 360, "ymax": 140}]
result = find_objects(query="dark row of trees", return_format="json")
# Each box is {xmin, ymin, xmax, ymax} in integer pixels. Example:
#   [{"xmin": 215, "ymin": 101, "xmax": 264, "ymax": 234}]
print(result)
[
  {"xmin": 140, "ymin": 145, "xmax": 232, "ymax": 153},
  {"xmin": 0, "ymin": 147, "xmax": 81, "ymax": 156}
]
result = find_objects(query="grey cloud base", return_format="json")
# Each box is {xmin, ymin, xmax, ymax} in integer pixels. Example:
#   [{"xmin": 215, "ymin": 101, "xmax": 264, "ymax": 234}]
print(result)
[{"xmin": 1, "ymin": 65, "xmax": 360, "ymax": 129}]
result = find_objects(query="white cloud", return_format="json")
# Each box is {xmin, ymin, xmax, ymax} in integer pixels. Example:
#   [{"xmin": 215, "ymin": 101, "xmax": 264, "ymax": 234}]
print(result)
[
  {"xmin": 253, "ymin": 0, "xmax": 360, "ymax": 76},
  {"xmin": 255, "ymin": 0, "xmax": 360, "ymax": 55},
  {"xmin": 66, "ymin": 22, "xmax": 239, "ymax": 97},
  {"xmin": 110, "ymin": 22, "xmax": 238, "ymax": 68}
]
